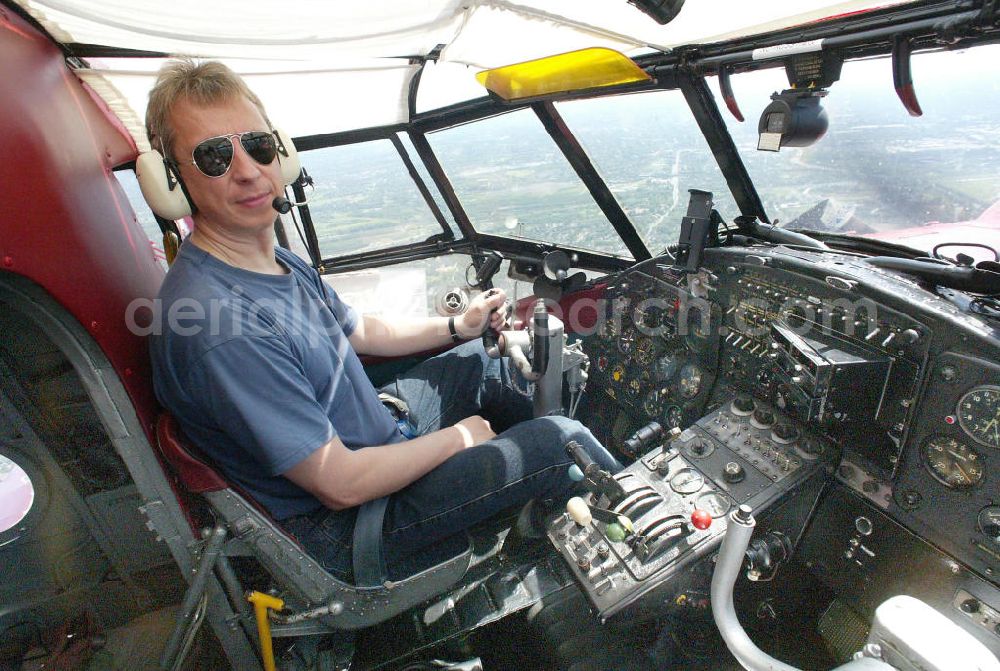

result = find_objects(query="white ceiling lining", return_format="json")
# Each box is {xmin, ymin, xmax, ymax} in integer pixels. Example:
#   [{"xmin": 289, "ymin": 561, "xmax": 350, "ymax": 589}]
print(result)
[{"xmin": 14, "ymin": 0, "xmax": 919, "ymax": 148}]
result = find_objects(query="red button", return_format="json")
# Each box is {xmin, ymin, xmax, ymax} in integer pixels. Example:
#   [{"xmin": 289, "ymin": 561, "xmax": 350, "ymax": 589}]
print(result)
[{"xmin": 691, "ymin": 509, "xmax": 712, "ymax": 530}]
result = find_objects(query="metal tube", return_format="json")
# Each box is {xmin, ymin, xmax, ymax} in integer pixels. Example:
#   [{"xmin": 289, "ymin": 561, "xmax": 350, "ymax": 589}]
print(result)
[
  {"xmin": 711, "ymin": 507, "xmax": 800, "ymax": 671},
  {"xmin": 160, "ymin": 526, "xmax": 228, "ymax": 670},
  {"xmin": 533, "ymin": 315, "xmax": 564, "ymax": 417}
]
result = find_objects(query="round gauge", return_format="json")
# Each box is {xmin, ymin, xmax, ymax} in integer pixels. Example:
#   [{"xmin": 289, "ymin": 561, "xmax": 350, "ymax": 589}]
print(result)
[
  {"xmin": 600, "ymin": 318, "xmax": 619, "ymax": 341},
  {"xmin": 618, "ymin": 328, "xmax": 636, "ymax": 356},
  {"xmin": 610, "ymin": 364, "xmax": 626, "ymax": 384},
  {"xmin": 685, "ymin": 307, "xmax": 713, "ymax": 351},
  {"xmin": 957, "ymin": 386, "xmax": 1000, "ymax": 450},
  {"xmin": 665, "ymin": 405, "xmax": 683, "ymax": 430},
  {"xmin": 923, "ymin": 435, "xmax": 984, "ymax": 489},
  {"xmin": 670, "ymin": 467, "xmax": 705, "ymax": 495},
  {"xmin": 696, "ymin": 491, "xmax": 731, "ymax": 518},
  {"xmin": 977, "ymin": 506, "xmax": 1000, "ymax": 543},
  {"xmin": 644, "ymin": 388, "xmax": 664, "ymax": 417},
  {"xmin": 627, "ymin": 377, "xmax": 642, "ymax": 398},
  {"xmin": 678, "ymin": 363, "xmax": 703, "ymax": 400},
  {"xmin": 634, "ymin": 337, "xmax": 654, "ymax": 366},
  {"xmin": 656, "ymin": 353, "xmax": 679, "ymax": 382},
  {"xmin": 596, "ymin": 354, "xmax": 609, "ymax": 372},
  {"xmin": 634, "ymin": 304, "xmax": 661, "ymax": 331}
]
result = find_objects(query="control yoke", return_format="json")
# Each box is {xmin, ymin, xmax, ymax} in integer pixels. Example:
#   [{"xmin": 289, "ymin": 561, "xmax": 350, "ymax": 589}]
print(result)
[
  {"xmin": 486, "ymin": 299, "xmax": 565, "ymax": 417},
  {"xmin": 711, "ymin": 506, "xmax": 999, "ymax": 671}
]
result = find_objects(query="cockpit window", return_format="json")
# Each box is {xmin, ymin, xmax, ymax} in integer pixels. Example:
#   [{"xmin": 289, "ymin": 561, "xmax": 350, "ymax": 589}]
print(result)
[
  {"xmin": 427, "ymin": 109, "xmax": 632, "ymax": 257},
  {"xmin": 555, "ymin": 90, "xmax": 736, "ymax": 255},
  {"xmin": 0, "ymin": 454, "xmax": 34, "ymax": 539},
  {"xmin": 719, "ymin": 45, "xmax": 1000, "ymax": 238},
  {"xmin": 302, "ymin": 139, "xmax": 446, "ymax": 258}
]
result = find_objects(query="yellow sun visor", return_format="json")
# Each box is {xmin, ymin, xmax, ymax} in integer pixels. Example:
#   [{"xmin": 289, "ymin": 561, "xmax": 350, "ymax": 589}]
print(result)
[{"xmin": 476, "ymin": 47, "xmax": 652, "ymax": 102}]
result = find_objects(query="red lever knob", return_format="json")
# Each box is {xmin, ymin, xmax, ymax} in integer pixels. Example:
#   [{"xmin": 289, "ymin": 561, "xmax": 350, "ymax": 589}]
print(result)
[{"xmin": 691, "ymin": 509, "xmax": 712, "ymax": 531}]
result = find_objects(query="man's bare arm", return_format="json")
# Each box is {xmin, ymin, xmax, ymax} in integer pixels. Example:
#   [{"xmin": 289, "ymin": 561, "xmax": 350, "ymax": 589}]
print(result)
[
  {"xmin": 348, "ymin": 289, "xmax": 507, "ymax": 357},
  {"xmin": 283, "ymin": 416, "xmax": 495, "ymax": 510}
]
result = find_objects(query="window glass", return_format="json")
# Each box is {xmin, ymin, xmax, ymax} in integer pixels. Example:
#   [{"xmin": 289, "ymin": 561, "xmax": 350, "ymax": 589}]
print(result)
[
  {"xmin": 0, "ymin": 454, "xmax": 34, "ymax": 535},
  {"xmin": 427, "ymin": 109, "xmax": 632, "ymax": 257},
  {"xmin": 718, "ymin": 45, "xmax": 1000, "ymax": 245},
  {"xmin": 396, "ymin": 132, "xmax": 454, "ymax": 233},
  {"xmin": 556, "ymin": 91, "xmax": 736, "ymax": 255},
  {"xmin": 323, "ymin": 254, "xmax": 518, "ymax": 320},
  {"xmin": 300, "ymin": 140, "xmax": 444, "ymax": 258},
  {"xmin": 114, "ymin": 169, "xmax": 169, "ymax": 269}
]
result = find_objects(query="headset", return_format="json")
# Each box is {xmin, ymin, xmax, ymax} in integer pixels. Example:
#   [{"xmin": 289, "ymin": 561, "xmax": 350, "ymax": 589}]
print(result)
[{"xmin": 135, "ymin": 128, "xmax": 301, "ymax": 221}]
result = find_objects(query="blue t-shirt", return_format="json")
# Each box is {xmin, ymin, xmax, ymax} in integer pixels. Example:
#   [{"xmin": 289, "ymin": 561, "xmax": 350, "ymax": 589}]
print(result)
[{"xmin": 150, "ymin": 243, "xmax": 404, "ymax": 519}]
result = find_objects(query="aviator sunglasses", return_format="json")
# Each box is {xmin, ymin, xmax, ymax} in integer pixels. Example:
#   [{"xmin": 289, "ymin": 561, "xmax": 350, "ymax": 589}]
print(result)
[{"xmin": 181, "ymin": 130, "xmax": 278, "ymax": 178}]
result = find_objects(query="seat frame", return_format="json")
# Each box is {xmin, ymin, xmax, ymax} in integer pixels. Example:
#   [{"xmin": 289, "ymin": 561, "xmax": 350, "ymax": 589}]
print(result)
[{"xmin": 153, "ymin": 412, "xmax": 473, "ymax": 667}]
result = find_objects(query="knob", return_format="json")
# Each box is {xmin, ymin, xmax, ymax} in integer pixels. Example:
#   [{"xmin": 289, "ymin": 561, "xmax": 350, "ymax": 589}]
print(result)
[
  {"xmin": 724, "ymin": 461, "xmax": 745, "ymax": 483},
  {"xmin": 732, "ymin": 394, "xmax": 755, "ymax": 415},
  {"xmin": 656, "ymin": 460, "xmax": 671, "ymax": 477},
  {"xmin": 751, "ymin": 407, "xmax": 775, "ymax": 428},
  {"xmin": 605, "ymin": 522, "xmax": 627, "ymax": 543},
  {"xmin": 959, "ymin": 598, "xmax": 980, "ymax": 615},
  {"xmin": 689, "ymin": 438, "xmax": 707, "ymax": 457},
  {"xmin": 691, "ymin": 509, "xmax": 713, "ymax": 530},
  {"xmin": 899, "ymin": 328, "xmax": 920, "ymax": 345},
  {"xmin": 977, "ymin": 506, "xmax": 1000, "ymax": 541},
  {"xmin": 772, "ymin": 422, "xmax": 800, "ymax": 444},
  {"xmin": 567, "ymin": 497, "xmax": 592, "ymax": 526}
]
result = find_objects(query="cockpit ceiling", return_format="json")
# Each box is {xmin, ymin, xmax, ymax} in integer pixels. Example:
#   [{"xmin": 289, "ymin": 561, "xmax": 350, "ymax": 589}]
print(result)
[{"xmin": 14, "ymin": 0, "xmax": 918, "ymax": 146}]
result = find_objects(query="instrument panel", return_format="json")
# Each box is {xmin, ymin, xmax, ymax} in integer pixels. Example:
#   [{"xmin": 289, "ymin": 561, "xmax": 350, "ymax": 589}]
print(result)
[
  {"xmin": 578, "ymin": 245, "xmax": 1000, "ymax": 593},
  {"xmin": 583, "ymin": 268, "xmax": 720, "ymax": 448}
]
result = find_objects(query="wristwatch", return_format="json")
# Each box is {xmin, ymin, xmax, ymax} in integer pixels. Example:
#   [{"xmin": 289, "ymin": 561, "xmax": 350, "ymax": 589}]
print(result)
[{"xmin": 448, "ymin": 315, "xmax": 463, "ymax": 342}]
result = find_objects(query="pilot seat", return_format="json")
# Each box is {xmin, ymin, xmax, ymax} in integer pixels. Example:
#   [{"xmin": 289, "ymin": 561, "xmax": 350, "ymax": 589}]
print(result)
[{"xmin": 154, "ymin": 412, "xmax": 474, "ymax": 669}]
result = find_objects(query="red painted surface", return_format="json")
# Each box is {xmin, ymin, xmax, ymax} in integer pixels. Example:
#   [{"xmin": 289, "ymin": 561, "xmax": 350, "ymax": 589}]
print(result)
[
  {"xmin": 0, "ymin": 11, "xmax": 164, "ymax": 434},
  {"xmin": 157, "ymin": 414, "xmax": 228, "ymax": 494},
  {"xmin": 514, "ymin": 284, "xmax": 609, "ymax": 335}
]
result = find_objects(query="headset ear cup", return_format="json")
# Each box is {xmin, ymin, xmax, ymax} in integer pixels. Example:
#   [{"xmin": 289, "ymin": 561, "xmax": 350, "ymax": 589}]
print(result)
[
  {"xmin": 272, "ymin": 129, "xmax": 301, "ymax": 186},
  {"xmin": 135, "ymin": 151, "xmax": 193, "ymax": 220}
]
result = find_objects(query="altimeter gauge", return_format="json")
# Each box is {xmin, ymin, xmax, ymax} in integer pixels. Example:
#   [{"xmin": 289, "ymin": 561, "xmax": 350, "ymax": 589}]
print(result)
[
  {"xmin": 957, "ymin": 385, "xmax": 1000, "ymax": 450},
  {"xmin": 634, "ymin": 336, "xmax": 654, "ymax": 366},
  {"xmin": 923, "ymin": 435, "xmax": 984, "ymax": 489},
  {"xmin": 678, "ymin": 363, "xmax": 703, "ymax": 399}
]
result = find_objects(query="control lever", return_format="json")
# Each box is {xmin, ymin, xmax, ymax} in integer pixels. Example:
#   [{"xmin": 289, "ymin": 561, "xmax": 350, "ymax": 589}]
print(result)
[
  {"xmin": 531, "ymin": 300, "xmax": 550, "ymax": 376},
  {"xmin": 566, "ymin": 497, "xmax": 635, "ymax": 545},
  {"xmin": 481, "ymin": 288, "xmax": 505, "ymax": 359},
  {"xmin": 566, "ymin": 440, "xmax": 627, "ymax": 506},
  {"xmin": 629, "ymin": 510, "xmax": 713, "ymax": 562}
]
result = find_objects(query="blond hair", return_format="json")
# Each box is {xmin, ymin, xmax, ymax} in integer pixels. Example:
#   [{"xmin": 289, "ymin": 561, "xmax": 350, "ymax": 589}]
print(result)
[{"xmin": 146, "ymin": 58, "xmax": 271, "ymax": 160}]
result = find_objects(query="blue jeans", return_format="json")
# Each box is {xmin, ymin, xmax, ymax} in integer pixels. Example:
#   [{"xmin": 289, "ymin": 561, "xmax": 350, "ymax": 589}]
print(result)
[{"xmin": 284, "ymin": 340, "xmax": 621, "ymax": 582}]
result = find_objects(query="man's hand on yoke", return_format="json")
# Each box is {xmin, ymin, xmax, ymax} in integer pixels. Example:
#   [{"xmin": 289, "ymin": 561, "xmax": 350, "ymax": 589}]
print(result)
[{"xmin": 458, "ymin": 288, "xmax": 508, "ymax": 338}]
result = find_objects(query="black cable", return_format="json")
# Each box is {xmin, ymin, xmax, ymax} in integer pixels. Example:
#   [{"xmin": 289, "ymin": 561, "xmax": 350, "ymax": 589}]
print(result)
[
  {"xmin": 284, "ymin": 186, "xmax": 312, "ymax": 260},
  {"xmin": 932, "ymin": 242, "xmax": 999, "ymax": 263}
]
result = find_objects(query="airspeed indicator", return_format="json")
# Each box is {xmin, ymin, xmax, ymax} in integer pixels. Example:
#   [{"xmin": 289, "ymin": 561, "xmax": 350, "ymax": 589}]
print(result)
[{"xmin": 923, "ymin": 435, "xmax": 984, "ymax": 489}]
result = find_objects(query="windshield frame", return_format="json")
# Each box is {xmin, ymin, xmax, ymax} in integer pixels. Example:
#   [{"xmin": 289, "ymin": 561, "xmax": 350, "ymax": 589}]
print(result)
[{"xmin": 285, "ymin": 0, "xmax": 1000, "ymax": 275}]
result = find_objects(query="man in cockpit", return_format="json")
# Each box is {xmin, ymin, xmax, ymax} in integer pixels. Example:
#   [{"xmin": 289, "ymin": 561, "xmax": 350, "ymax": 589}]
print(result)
[{"xmin": 146, "ymin": 59, "xmax": 620, "ymax": 581}]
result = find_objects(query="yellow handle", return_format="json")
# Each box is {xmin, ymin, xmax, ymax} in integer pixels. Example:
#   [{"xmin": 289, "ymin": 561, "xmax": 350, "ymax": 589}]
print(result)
[{"xmin": 247, "ymin": 591, "xmax": 284, "ymax": 671}]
